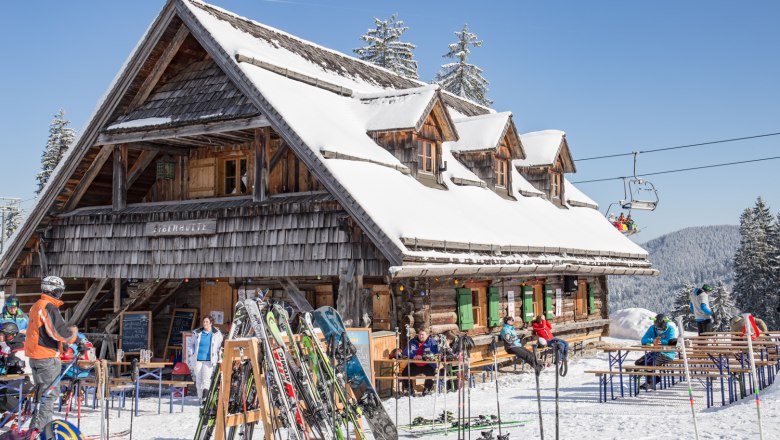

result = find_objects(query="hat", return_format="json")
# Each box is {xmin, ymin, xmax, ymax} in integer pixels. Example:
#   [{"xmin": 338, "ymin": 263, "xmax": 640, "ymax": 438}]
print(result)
[
  {"xmin": 503, "ymin": 316, "xmax": 514, "ymax": 324},
  {"xmin": 701, "ymin": 284, "xmax": 714, "ymax": 292}
]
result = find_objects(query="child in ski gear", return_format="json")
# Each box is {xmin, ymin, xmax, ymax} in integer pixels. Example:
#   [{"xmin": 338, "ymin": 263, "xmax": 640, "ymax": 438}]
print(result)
[
  {"xmin": 689, "ymin": 284, "xmax": 714, "ymax": 335},
  {"xmin": 531, "ymin": 315, "xmax": 569, "ymax": 360},
  {"xmin": 400, "ymin": 326, "xmax": 439, "ymax": 395},
  {"xmin": 187, "ymin": 314, "xmax": 223, "ymax": 402},
  {"xmin": 500, "ymin": 317, "xmax": 542, "ymax": 374},
  {"xmin": 0, "ymin": 296, "xmax": 28, "ymax": 332},
  {"xmin": 634, "ymin": 313, "xmax": 677, "ymax": 389},
  {"xmin": 24, "ymin": 275, "xmax": 81, "ymax": 430}
]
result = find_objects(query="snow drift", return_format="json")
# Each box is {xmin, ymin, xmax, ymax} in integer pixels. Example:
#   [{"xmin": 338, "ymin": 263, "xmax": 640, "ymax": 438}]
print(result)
[{"xmin": 609, "ymin": 308, "xmax": 656, "ymax": 340}]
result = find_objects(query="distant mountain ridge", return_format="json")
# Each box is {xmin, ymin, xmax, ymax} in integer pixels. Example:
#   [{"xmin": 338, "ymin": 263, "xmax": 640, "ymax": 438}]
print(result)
[{"xmin": 609, "ymin": 225, "xmax": 740, "ymax": 313}]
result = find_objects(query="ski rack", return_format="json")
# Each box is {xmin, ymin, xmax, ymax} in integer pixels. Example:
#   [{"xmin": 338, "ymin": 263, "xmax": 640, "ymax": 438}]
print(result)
[{"xmin": 214, "ymin": 338, "xmax": 271, "ymax": 440}]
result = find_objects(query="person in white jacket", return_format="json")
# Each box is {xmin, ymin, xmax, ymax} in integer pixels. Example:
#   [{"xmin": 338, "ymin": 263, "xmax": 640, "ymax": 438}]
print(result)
[{"xmin": 187, "ymin": 315, "xmax": 223, "ymax": 402}]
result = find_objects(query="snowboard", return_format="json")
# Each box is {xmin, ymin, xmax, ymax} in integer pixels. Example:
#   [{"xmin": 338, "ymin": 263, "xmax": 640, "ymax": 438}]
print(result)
[{"xmin": 312, "ymin": 306, "xmax": 398, "ymax": 440}]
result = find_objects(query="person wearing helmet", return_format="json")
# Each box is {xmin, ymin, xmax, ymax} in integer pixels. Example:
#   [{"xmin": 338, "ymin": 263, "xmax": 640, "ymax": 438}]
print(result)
[
  {"xmin": 634, "ymin": 313, "xmax": 677, "ymax": 391},
  {"xmin": 1, "ymin": 296, "xmax": 29, "ymax": 333},
  {"xmin": 0, "ymin": 321, "xmax": 19, "ymax": 353},
  {"xmin": 24, "ymin": 276, "xmax": 81, "ymax": 430},
  {"xmin": 689, "ymin": 283, "xmax": 714, "ymax": 335}
]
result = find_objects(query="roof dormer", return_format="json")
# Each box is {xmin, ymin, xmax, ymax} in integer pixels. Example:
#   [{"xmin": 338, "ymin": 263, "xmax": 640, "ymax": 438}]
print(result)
[
  {"xmin": 447, "ymin": 112, "xmax": 524, "ymax": 198},
  {"xmin": 515, "ymin": 130, "xmax": 576, "ymax": 207},
  {"xmin": 362, "ymin": 86, "xmax": 457, "ymax": 188}
]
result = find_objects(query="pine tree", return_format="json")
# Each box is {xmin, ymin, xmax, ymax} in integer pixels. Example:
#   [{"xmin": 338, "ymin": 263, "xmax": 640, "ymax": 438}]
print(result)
[
  {"xmin": 36, "ymin": 109, "xmax": 76, "ymax": 195},
  {"xmin": 733, "ymin": 197, "xmax": 779, "ymax": 329},
  {"xmin": 672, "ymin": 281, "xmax": 695, "ymax": 331},
  {"xmin": 434, "ymin": 24, "xmax": 492, "ymax": 106},
  {"xmin": 2, "ymin": 204, "xmax": 21, "ymax": 241},
  {"xmin": 710, "ymin": 280, "xmax": 738, "ymax": 331},
  {"xmin": 354, "ymin": 14, "xmax": 418, "ymax": 79}
]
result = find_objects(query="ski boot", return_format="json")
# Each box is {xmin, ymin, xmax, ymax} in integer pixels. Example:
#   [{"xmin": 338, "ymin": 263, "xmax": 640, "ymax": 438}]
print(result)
[
  {"xmin": 479, "ymin": 428, "xmax": 495, "ymax": 440},
  {"xmin": 497, "ymin": 433, "xmax": 511, "ymax": 440}
]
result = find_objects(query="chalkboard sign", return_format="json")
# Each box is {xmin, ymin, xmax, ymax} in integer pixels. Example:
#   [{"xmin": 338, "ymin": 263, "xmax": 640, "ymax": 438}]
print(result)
[
  {"xmin": 346, "ymin": 328, "xmax": 374, "ymax": 383},
  {"xmin": 120, "ymin": 311, "xmax": 152, "ymax": 354},
  {"xmin": 164, "ymin": 308, "xmax": 198, "ymax": 358}
]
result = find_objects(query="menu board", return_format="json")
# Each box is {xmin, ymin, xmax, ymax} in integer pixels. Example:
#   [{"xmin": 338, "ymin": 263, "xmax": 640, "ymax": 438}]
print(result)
[
  {"xmin": 346, "ymin": 328, "xmax": 374, "ymax": 383},
  {"xmin": 120, "ymin": 311, "xmax": 152, "ymax": 354},
  {"xmin": 167, "ymin": 308, "xmax": 198, "ymax": 348}
]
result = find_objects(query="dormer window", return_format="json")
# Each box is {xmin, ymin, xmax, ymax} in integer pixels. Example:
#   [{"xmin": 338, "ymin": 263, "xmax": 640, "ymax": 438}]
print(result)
[
  {"xmin": 418, "ymin": 139, "xmax": 437, "ymax": 174},
  {"xmin": 496, "ymin": 158, "xmax": 508, "ymax": 188}
]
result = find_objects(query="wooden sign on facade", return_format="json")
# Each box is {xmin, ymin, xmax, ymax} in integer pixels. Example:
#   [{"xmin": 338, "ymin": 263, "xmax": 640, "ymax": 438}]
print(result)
[{"xmin": 144, "ymin": 218, "xmax": 217, "ymax": 236}]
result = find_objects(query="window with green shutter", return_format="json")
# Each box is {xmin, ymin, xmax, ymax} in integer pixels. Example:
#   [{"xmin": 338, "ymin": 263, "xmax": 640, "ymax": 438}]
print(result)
[
  {"xmin": 488, "ymin": 287, "xmax": 500, "ymax": 327},
  {"xmin": 544, "ymin": 285, "xmax": 554, "ymax": 319},
  {"xmin": 522, "ymin": 285, "xmax": 534, "ymax": 323},
  {"xmin": 588, "ymin": 283, "xmax": 596, "ymax": 315},
  {"xmin": 457, "ymin": 288, "xmax": 474, "ymax": 330}
]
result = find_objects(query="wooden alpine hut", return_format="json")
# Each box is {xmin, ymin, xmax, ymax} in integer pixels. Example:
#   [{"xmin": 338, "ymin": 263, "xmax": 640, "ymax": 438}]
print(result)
[{"xmin": 0, "ymin": 0, "xmax": 656, "ymax": 360}]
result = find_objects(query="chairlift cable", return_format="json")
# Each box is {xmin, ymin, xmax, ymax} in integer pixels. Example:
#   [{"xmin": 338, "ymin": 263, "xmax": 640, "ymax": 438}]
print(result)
[
  {"xmin": 572, "ymin": 155, "xmax": 780, "ymax": 184},
  {"xmin": 576, "ymin": 131, "xmax": 780, "ymax": 161}
]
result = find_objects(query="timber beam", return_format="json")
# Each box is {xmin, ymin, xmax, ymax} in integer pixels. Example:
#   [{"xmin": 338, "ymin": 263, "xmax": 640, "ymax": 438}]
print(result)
[
  {"xmin": 63, "ymin": 145, "xmax": 114, "ymax": 212},
  {"xmin": 68, "ymin": 278, "xmax": 109, "ymax": 326},
  {"xmin": 112, "ymin": 144, "xmax": 128, "ymax": 211},
  {"xmin": 127, "ymin": 150, "xmax": 159, "ymax": 187},
  {"xmin": 96, "ymin": 115, "xmax": 271, "ymax": 145}
]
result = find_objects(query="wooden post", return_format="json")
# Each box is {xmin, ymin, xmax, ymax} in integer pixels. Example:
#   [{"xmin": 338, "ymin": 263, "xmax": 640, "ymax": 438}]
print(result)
[
  {"xmin": 112, "ymin": 144, "xmax": 128, "ymax": 211},
  {"xmin": 113, "ymin": 278, "xmax": 122, "ymax": 313},
  {"xmin": 8, "ymin": 279, "xmax": 16, "ymax": 296},
  {"xmin": 215, "ymin": 339, "xmax": 272, "ymax": 440},
  {"xmin": 253, "ymin": 128, "xmax": 267, "ymax": 202}
]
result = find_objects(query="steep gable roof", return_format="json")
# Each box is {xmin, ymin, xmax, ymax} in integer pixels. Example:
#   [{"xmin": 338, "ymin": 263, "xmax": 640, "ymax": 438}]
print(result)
[
  {"xmin": 515, "ymin": 129, "xmax": 577, "ymax": 172},
  {"xmin": 447, "ymin": 112, "xmax": 524, "ymax": 158},
  {"xmin": 360, "ymin": 86, "xmax": 457, "ymax": 141}
]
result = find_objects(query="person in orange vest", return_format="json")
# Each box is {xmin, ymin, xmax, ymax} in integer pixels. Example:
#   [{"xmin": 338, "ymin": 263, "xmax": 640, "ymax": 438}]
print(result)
[{"xmin": 24, "ymin": 276, "xmax": 84, "ymax": 430}]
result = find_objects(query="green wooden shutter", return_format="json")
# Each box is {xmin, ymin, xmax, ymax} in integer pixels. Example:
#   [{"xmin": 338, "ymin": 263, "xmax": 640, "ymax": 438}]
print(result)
[
  {"xmin": 488, "ymin": 287, "xmax": 500, "ymax": 327},
  {"xmin": 544, "ymin": 285, "xmax": 554, "ymax": 319},
  {"xmin": 456, "ymin": 288, "xmax": 474, "ymax": 331},
  {"xmin": 588, "ymin": 283, "xmax": 596, "ymax": 315},
  {"xmin": 522, "ymin": 285, "xmax": 534, "ymax": 323}
]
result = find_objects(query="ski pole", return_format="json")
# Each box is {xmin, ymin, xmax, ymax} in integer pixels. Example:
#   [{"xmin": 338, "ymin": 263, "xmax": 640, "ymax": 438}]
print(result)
[
  {"xmin": 27, "ymin": 355, "xmax": 81, "ymax": 431},
  {"xmin": 554, "ymin": 344, "xmax": 559, "ymax": 440},
  {"xmin": 533, "ymin": 345, "xmax": 544, "ymax": 440},
  {"xmin": 394, "ymin": 326, "xmax": 399, "ymax": 430},
  {"xmin": 406, "ymin": 324, "xmax": 413, "ymax": 428},
  {"xmin": 466, "ymin": 349, "xmax": 471, "ymax": 440},
  {"xmin": 430, "ymin": 347, "xmax": 440, "ymax": 432},
  {"xmin": 129, "ymin": 358, "xmax": 138, "ymax": 440},
  {"xmin": 675, "ymin": 317, "xmax": 700, "ymax": 440},
  {"xmin": 743, "ymin": 313, "xmax": 764, "ymax": 440},
  {"xmin": 491, "ymin": 337, "xmax": 502, "ymax": 439}
]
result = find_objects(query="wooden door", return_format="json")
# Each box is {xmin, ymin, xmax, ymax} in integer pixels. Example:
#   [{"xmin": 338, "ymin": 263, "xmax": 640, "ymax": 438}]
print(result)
[
  {"xmin": 372, "ymin": 286, "xmax": 391, "ymax": 331},
  {"xmin": 201, "ymin": 281, "xmax": 235, "ymax": 327},
  {"xmin": 576, "ymin": 279, "xmax": 588, "ymax": 319},
  {"xmin": 470, "ymin": 287, "xmax": 487, "ymax": 328},
  {"xmin": 532, "ymin": 283, "xmax": 544, "ymax": 320}
]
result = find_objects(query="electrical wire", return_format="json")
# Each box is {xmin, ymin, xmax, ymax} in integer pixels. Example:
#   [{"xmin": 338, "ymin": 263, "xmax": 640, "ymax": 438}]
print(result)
[
  {"xmin": 572, "ymin": 155, "xmax": 780, "ymax": 184},
  {"xmin": 576, "ymin": 132, "xmax": 780, "ymax": 161}
]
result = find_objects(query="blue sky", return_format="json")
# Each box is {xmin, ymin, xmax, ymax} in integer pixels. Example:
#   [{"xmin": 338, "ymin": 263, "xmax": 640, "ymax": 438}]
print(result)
[{"xmin": 1, "ymin": 0, "xmax": 778, "ymax": 242}]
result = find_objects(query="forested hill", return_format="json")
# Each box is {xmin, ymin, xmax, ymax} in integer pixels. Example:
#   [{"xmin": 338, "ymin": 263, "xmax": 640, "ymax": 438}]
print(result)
[{"xmin": 609, "ymin": 225, "xmax": 740, "ymax": 313}]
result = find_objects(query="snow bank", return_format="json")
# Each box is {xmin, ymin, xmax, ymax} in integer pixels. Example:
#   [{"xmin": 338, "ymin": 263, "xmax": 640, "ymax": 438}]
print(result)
[{"xmin": 609, "ymin": 308, "xmax": 656, "ymax": 340}]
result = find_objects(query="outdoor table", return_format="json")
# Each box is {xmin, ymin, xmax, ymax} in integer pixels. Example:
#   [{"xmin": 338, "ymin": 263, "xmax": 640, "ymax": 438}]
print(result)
[
  {"xmin": 0, "ymin": 374, "xmax": 29, "ymax": 425},
  {"xmin": 112, "ymin": 361, "xmax": 172, "ymax": 416}
]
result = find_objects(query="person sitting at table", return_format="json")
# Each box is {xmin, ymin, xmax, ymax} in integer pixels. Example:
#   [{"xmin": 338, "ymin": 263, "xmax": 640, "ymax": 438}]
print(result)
[
  {"xmin": 399, "ymin": 326, "xmax": 439, "ymax": 396},
  {"xmin": 531, "ymin": 315, "xmax": 569, "ymax": 362},
  {"xmin": 635, "ymin": 313, "xmax": 677, "ymax": 390},
  {"xmin": 187, "ymin": 315, "xmax": 223, "ymax": 403},
  {"xmin": 730, "ymin": 315, "xmax": 768, "ymax": 340},
  {"xmin": 500, "ymin": 316, "xmax": 544, "ymax": 375},
  {"xmin": 0, "ymin": 296, "xmax": 28, "ymax": 334}
]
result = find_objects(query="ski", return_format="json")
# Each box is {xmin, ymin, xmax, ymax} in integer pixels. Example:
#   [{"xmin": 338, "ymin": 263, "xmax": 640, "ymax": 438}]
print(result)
[
  {"xmin": 406, "ymin": 418, "xmax": 531, "ymax": 437},
  {"xmin": 312, "ymin": 306, "xmax": 398, "ymax": 440}
]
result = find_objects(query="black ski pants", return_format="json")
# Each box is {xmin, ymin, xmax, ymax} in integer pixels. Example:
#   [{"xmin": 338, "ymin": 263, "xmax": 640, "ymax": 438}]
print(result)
[
  {"xmin": 696, "ymin": 319, "xmax": 713, "ymax": 336},
  {"xmin": 506, "ymin": 345, "xmax": 542, "ymax": 373},
  {"xmin": 401, "ymin": 363, "xmax": 438, "ymax": 392},
  {"xmin": 634, "ymin": 352, "xmax": 673, "ymax": 386}
]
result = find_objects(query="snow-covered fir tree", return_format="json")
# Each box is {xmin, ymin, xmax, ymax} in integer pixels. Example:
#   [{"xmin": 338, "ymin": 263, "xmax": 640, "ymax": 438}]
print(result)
[
  {"xmin": 2, "ymin": 204, "xmax": 22, "ymax": 242},
  {"xmin": 733, "ymin": 197, "xmax": 779, "ymax": 328},
  {"xmin": 354, "ymin": 14, "xmax": 418, "ymax": 80},
  {"xmin": 672, "ymin": 281, "xmax": 695, "ymax": 331},
  {"xmin": 36, "ymin": 109, "xmax": 76, "ymax": 195},
  {"xmin": 434, "ymin": 24, "xmax": 492, "ymax": 106},
  {"xmin": 710, "ymin": 280, "xmax": 738, "ymax": 331}
]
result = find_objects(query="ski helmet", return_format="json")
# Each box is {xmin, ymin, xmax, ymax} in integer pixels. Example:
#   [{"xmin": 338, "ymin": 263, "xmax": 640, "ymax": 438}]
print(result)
[
  {"xmin": 654, "ymin": 313, "xmax": 669, "ymax": 331},
  {"xmin": 40, "ymin": 419, "xmax": 85, "ymax": 440},
  {"xmin": 701, "ymin": 284, "xmax": 714, "ymax": 292},
  {"xmin": 0, "ymin": 322, "xmax": 18, "ymax": 339},
  {"xmin": 41, "ymin": 276, "xmax": 66, "ymax": 299},
  {"xmin": 5, "ymin": 296, "xmax": 19, "ymax": 308}
]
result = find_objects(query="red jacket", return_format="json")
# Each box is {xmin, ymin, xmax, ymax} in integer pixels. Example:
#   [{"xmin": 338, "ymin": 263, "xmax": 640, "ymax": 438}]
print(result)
[
  {"xmin": 24, "ymin": 294, "xmax": 78, "ymax": 359},
  {"xmin": 532, "ymin": 320, "xmax": 554, "ymax": 340}
]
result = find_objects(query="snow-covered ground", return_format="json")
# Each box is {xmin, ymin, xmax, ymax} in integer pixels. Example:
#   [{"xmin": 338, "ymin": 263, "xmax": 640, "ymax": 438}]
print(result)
[{"xmin": 5, "ymin": 309, "xmax": 775, "ymax": 439}]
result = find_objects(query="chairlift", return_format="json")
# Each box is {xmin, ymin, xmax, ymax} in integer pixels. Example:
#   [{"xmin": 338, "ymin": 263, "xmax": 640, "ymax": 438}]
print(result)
[{"xmin": 604, "ymin": 152, "xmax": 659, "ymax": 236}]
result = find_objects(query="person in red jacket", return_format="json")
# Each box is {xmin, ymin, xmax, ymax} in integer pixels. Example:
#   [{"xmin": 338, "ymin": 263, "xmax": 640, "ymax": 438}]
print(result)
[{"xmin": 532, "ymin": 315, "xmax": 569, "ymax": 361}]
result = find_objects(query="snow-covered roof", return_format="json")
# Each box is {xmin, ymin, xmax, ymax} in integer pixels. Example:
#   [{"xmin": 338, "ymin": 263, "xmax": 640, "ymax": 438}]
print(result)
[
  {"xmin": 183, "ymin": 0, "xmax": 647, "ymax": 262},
  {"xmin": 0, "ymin": 0, "xmax": 650, "ymax": 278},
  {"xmin": 515, "ymin": 130, "xmax": 576, "ymax": 173},
  {"xmin": 447, "ymin": 112, "xmax": 509, "ymax": 152},
  {"xmin": 564, "ymin": 178, "xmax": 599, "ymax": 210}
]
